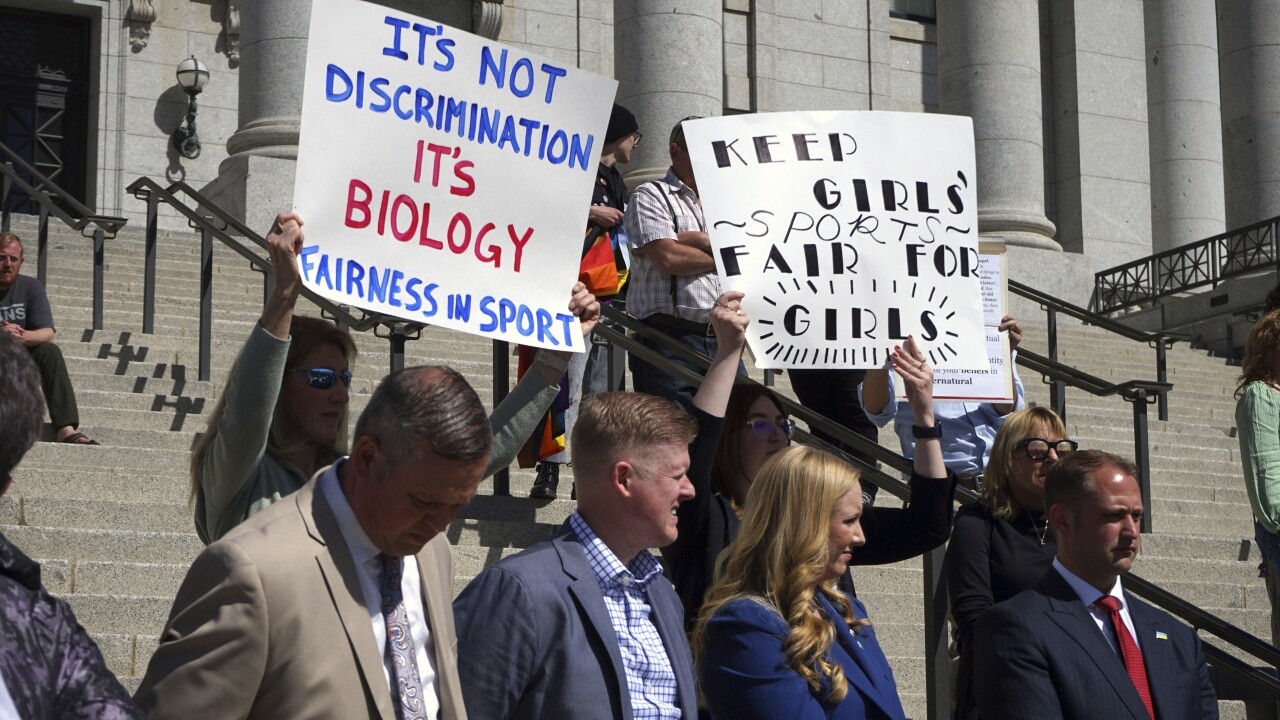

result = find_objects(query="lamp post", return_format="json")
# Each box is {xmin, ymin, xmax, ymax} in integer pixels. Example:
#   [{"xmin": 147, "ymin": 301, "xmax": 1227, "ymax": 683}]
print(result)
[{"xmin": 172, "ymin": 55, "xmax": 210, "ymax": 159}]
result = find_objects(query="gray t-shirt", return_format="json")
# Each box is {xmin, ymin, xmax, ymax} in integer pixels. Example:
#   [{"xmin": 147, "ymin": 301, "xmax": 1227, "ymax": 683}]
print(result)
[{"xmin": 0, "ymin": 275, "xmax": 54, "ymax": 330}]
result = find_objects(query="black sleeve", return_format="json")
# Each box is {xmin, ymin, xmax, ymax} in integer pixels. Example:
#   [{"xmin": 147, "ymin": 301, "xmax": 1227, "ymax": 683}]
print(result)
[
  {"xmin": 849, "ymin": 469, "xmax": 957, "ymax": 567},
  {"xmin": 945, "ymin": 504, "xmax": 995, "ymax": 653},
  {"xmin": 666, "ymin": 408, "xmax": 724, "ymax": 566}
]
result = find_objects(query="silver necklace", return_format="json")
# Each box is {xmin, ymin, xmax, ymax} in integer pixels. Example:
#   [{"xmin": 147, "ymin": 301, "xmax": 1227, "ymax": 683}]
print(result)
[{"xmin": 1025, "ymin": 508, "xmax": 1047, "ymax": 548}]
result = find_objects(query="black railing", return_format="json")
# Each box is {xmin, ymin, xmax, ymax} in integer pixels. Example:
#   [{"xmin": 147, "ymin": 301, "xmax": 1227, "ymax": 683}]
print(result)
[
  {"xmin": 1094, "ymin": 214, "xmax": 1280, "ymax": 313},
  {"xmin": 1015, "ymin": 348, "xmax": 1169, "ymax": 534},
  {"xmin": 125, "ymin": 177, "xmax": 431, "ymax": 382},
  {"xmin": 1010, "ymin": 279, "xmax": 1185, "ymax": 422},
  {"xmin": 0, "ymin": 142, "xmax": 128, "ymax": 331}
]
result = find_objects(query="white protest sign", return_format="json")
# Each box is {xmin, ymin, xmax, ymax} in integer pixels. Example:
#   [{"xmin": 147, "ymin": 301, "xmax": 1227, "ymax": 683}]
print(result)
[
  {"xmin": 912, "ymin": 244, "xmax": 1015, "ymax": 401},
  {"xmin": 683, "ymin": 111, "xmax": 986, "ymax": 369},
  {"xmin": 294, "ymin": 0, "xmax": 617, "ymax": 351}
]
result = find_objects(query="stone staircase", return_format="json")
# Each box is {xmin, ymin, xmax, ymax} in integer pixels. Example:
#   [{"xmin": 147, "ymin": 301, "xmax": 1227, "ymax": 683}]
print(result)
[{"xmin": 2, "ymin": 212, "xmax": 1269, "ymax": 718}]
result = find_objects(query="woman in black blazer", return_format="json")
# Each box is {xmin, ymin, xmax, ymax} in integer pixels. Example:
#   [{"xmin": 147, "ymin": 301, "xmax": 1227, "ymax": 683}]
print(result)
[{"xmin": 944, "ymin": 406, "xmax": 1075, "ymax": 719}]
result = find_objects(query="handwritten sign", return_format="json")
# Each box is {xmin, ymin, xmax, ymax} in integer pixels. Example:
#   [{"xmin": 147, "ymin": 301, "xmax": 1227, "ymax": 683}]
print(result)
[
  {"xmin": 293, "ymin": 0, "xmax": 617, "ymax": 350},
  {"xmin": 683, "ymin": 111, "xmax": 986, "ymax": 369}
]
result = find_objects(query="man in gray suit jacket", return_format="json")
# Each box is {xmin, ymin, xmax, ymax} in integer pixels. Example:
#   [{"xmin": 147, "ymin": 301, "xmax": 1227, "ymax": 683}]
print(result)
[
  {"xmin": 454, "ymin": 392, "xmax": 700, "ymax": 719},
  {"xmin": 974, "ymin": 450, "xmax": 1218, "ymax": 720},
  {"xmin": 137, "ymin": 366, "xmax": 494, "ymax": 720}
]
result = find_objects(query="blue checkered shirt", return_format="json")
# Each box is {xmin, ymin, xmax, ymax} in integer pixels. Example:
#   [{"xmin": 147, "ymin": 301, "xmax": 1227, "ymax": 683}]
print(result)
[{"xmin": 568, "ymin": 512, "xmax": 682, "ymax": 719}]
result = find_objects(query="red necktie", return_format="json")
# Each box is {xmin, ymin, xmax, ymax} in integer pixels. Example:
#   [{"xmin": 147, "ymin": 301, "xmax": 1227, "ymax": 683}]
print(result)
[{"xmin": 1094, "ymin": 595, "xmax": 1156, "ymax": 720}]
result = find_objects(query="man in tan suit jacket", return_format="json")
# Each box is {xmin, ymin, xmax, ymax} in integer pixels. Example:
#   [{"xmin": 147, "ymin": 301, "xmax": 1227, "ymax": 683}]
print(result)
[{"xmin": 137, "ymin": 366, "xmax": 494, "ymax": 720}]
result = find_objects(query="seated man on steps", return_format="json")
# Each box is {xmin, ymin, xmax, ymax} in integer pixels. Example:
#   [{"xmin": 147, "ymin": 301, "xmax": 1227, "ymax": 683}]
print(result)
[
  {"xmin": 0, "ymin": 332, "xmax": 141, "ymax": 718},
  {"xmin": 0, "ymin": 232, "xmax": 97, "ymax": 445}
]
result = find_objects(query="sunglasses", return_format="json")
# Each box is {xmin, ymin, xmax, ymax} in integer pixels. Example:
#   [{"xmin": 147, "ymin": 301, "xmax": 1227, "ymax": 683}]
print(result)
[
  {"xmin": 1016, "ymin": 438, "xmax": 1078, "ymax": 461},
  {"xmin": 291, "ymin": 367, "xmax": 353, "ymax": 390},
  {"xmin": 745, "ymin": 418, "xmax": 797, "ymax": 440}
]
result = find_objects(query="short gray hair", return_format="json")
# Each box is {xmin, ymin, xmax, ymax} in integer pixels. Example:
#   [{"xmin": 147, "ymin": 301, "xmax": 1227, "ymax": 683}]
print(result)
[
  {"xmin": 353, "ymin": 365, "xmax": 492, "ymax": 465},
  {"xmin": 0, "ymin": 333, "xmax": 44, "ymax": 482}
]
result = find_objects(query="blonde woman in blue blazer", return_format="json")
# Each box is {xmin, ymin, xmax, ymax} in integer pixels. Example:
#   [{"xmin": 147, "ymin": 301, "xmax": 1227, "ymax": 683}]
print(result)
[{"xmin": 695, "ymin": 339, "xmax": 941, "ymax": 720}]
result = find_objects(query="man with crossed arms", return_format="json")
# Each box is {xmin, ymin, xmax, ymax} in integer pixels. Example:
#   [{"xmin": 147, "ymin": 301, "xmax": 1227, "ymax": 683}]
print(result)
[{"xmin": 974, "ymin": 449, "xmax": 1217, "ymax": 719}]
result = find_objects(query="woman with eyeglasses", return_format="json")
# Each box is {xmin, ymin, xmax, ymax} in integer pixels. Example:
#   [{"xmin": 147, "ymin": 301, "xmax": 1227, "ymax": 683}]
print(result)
[
  {"xmin": 943, "ymin": 406, "xmax": 1075, "ymax": 720},
  {"xmin": 666, "ymin": 293, "xmax": 952, "ymax": 630},
  {"xmin": 190, "ymin": 213, "xmax": 599, "ymax": 543}
]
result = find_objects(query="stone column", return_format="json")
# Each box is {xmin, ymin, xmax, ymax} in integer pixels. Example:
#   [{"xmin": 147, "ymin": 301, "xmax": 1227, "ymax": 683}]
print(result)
[
  {"xmin": 202, "ymin": 0, "xmax": 311, "ymax": 232},
  {"xmin": 1144, "ymin": 0, "xmax": 1225, "ymax": 250},
  {"xmin": 936, "ymin": 0, "xmax": 1058, "ymax": 250},
  {"xmin": 613, "ymin": 0, "xmax": 723, "ymax": 187},
  {"xmin": 1218, "ymin": 0, "xmax": 1280, "ymax": 230}
]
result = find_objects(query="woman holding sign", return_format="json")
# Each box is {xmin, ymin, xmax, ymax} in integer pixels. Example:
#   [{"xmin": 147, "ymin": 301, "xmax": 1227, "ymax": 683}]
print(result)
[
  {"xmin": 692, "ymin": 336, "xmax": 944, "ymax": 720},
  {"xmin": 668, "ymin": 306, "xmax": 954, "ymax": 631},
  {"xmin": 190, "ymin": 212, "xmax": 599, "ymax": 543}
]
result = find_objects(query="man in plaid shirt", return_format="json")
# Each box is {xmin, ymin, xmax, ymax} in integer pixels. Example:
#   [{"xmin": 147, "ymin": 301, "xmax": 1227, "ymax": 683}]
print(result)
[
  {"xmin": 453, "ymin": 392, "xmax": 699, "ymax": 719},
  {"xmin": 622, "ymin": 117, "xmax": 730, "ymax": 412}
]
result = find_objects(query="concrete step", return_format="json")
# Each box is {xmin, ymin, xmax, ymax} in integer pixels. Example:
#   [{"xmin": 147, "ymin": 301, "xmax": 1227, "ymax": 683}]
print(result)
[{"xmin": 0, "ymin": 525, "xmax": 203, "ymax": 565}]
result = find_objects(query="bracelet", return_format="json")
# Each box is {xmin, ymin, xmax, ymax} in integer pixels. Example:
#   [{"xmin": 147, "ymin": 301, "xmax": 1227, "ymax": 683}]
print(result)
[
  {"xmin": 911, "ymin": 423, "xmax": 942, "ymax": 439},
  {"xmin": 534, "ymin": 350, "xmax": 570, "ymax": 375}
]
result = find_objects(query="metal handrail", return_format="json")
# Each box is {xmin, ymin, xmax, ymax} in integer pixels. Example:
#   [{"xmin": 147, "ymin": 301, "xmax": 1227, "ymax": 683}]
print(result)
[
  {"xmin": 1094, "ymin": 214, "xmax": 1280, "ymax": 313},
  {"xmin": 0, "ymin": 142, "xmax": 128, "ymax": 331},
  {"xmin": 1016, "ymin": 347, "xmax": 1168, "ymax": 534},
  {"xmin": 124, "ymin": 176, "xmax": 429, "ymax": 382},
  {"xmin": 1010, "ymin": 279, "xmax": 1186, "ymax": 421}
]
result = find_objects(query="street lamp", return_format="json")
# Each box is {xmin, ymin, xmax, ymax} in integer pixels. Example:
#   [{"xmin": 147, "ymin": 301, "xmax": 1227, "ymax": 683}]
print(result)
[{"xmin": 172, "ymin": 56, "xmax": 210, "ymax": 159}]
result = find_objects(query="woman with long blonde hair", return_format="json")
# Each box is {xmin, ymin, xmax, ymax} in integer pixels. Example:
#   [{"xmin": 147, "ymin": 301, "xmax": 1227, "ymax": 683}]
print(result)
[{"xmin": 693, "ymin": 339, "xmax": 939, "ymax": 719}]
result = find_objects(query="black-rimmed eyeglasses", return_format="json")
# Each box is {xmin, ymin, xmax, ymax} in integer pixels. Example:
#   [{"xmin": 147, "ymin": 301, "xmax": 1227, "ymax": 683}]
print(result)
[
  {"xmin": 1016, "ymin": 438, "xmax": 1078, "ymax": 461},
  {"xmin": 291, "ymin": 367, "xmax": 353, "ymax": 390},
  {"xmin": 745, "ymin": 418, "xmax": 797, "ymax": 440}
]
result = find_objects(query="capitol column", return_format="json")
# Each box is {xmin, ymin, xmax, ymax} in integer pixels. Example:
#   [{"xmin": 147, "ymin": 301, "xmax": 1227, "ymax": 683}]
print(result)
[
  {"xmin": 203, "ymin": 0, "xmax": 312, "ymax": 232},
  {"xmin": 1144, "ymin": 0, "xmax": 1225, "ymax": 250},
  {"xmin": 1218, "ymin": 0, "xmax": 1280, "ymax": 229},
  {"xmin": 936, "ymin": 0, "xmax": 1059, "ymax": 250},
  {"xmin": 613, "ymin": 0, "xmax": 723, "ymax": 187}
]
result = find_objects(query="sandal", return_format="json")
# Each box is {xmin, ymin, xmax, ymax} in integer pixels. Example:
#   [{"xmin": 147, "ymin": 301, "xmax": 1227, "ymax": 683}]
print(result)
[{"xmin": 59, "ymin": 432, "xmax": 100, "ymax": 446}]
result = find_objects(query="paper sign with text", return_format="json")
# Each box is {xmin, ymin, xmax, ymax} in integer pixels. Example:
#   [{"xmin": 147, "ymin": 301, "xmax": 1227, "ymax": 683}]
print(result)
[
  {"xmin": 293, "ymin": 0, "xmax": 617, "ymax": 350},
  {"xmin": 683, "ymin": 111, "xmax": 986, "ymax": 369},
  {"xmin": 894, "ymin": 244, "xmax": 1014, "ymax": 401}
]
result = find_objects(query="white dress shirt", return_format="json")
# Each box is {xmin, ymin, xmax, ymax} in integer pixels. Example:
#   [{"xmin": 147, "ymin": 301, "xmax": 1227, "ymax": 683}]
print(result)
[
  {"xmin": 0, "ymin": 678, "xmax": 18, "ymax": 720},
  {"xmin": 1052, "ymin": 557, "xmax": 1143, "ymax": 655},
  {"xmin": 320, "ymin": 462, "xmax": 441, "ymax": 719}
]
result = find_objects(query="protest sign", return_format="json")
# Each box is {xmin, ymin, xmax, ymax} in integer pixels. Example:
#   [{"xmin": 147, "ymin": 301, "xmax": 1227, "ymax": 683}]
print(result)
[
  {"xmin": 682, "ymin": 111, "xmax": 986, "ymax": 369},
  {"xmin": 908, "ymin": 242, "xmax": 1015, "ymax": 401},
  {"xmin": 293, "ymin": 0, "xmax": 617, "ymax": 350}
]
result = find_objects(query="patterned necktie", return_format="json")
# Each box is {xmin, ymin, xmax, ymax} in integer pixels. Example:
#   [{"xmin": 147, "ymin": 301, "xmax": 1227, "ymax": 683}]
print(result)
[
  {"xmin": 379, "ymin": 553, "xmax": 428, "ymax": 720},
  {"xmin": 1094, "ymin": 596, "xmax": 1156, "ymax": 720}
]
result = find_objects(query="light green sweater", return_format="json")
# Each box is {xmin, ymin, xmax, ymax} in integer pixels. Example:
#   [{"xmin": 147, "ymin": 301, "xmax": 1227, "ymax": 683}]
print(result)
[
  {"xmin": 195, "ymin": 322, "xmax": 560, "ymax": 544},
  {"xmin": 1236, "ymin": 381, "xmax": 1280, "ymax": 533}
]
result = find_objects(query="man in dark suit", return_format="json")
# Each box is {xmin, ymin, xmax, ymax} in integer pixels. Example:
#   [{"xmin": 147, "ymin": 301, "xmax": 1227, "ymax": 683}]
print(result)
[
  {"xmin": 454, "ymin": 392, "xmax": 699, "ymax": 719},
  {"xmin": 974, "ymin": 449, "xmax": 1218, "ymax": 720},
  {"xmin": 137, "ymin": 366, "xmax": 491, "ymax": 720}
]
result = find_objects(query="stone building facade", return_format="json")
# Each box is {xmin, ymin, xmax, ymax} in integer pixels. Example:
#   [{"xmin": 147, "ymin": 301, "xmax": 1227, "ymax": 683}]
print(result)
[{"xmin": 2, "ymin": 0, "xmax": 1276, "ymax": 304}]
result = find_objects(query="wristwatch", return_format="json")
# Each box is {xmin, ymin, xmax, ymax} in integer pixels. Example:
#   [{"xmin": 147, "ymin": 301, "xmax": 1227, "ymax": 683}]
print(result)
[{"xmin": 911, "ymin": 423, "xmax": 942, "ymax": 439}]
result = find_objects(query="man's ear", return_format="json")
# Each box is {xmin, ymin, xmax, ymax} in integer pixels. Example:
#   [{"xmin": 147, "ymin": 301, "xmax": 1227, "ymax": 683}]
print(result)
[
  {"xmin": 347, "ymin": 435, "xmax": 382, "ymax": 481},
  {"xmin": 611, "ymin": 460, "xmax": 638, "ymax": 498},
  {"xmin": 1048, "ymin": 503, "xmax": 1070, "ymax": 535}
]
